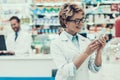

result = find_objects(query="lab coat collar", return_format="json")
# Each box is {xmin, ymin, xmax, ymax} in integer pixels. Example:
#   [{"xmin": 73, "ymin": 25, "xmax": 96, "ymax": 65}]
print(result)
[
  {"xmin": 59, "ymin": 31, "xmax": 79, "ymax": 52},
  {"xmin": 59, "ymin": 31, "xmax": 86, "ymax": 41},
  {"xmin": 59, "ymin": 31, "xmax": 69, "ymax": 41},
  {"xmin": 77, "ymin": 33, "xmax": 86, "ymax": 42}
]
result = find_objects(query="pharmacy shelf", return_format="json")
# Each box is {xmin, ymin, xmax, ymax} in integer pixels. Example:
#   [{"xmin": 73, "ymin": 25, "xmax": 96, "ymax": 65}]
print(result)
[
  {"xmin": 87, "ymin": 22, "xmax": 114, "ymax": 25},
  {"xmin": 32, "ymin": 2, "xmax": 62, "ymax": 6},
  {"xmin": 86, "ymin": 12, "xmax": 119, "ymax": 14},
  {"xmin": 31, "ymin": 13, "xmax": 58, "ymax": 17},
  {"xmin": 102, "ymin": 1, "xmax": 120, "ymax": 4},
  {"xmin": 32, "ymin": 2, "xmax": 82, "ymax": 6},
  {"xmin": 86, "ymin": 1, "xmax": 120, "ymax": 5}
]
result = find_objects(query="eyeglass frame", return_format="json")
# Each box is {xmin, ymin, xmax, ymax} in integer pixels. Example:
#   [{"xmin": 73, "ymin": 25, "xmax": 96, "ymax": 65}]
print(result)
[{"xmin": 66, "ymin": 17, "xmax": 86, "ymax": 25}]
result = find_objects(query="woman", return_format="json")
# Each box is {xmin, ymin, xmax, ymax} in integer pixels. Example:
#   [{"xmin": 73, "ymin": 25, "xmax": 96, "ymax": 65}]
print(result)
[{"xmin": 51, "ymin": 3, "xmax": 107, "ymax": 80}]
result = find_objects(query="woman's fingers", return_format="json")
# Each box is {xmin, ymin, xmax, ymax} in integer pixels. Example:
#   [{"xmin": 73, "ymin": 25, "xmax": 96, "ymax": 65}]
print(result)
[
  {"xmin": 97, "ymin": 36, "xmax": 107, "ymax": 47},
  {"xmin": 89, "ymin": 41, "xmax": 99, "ymax": 50}
]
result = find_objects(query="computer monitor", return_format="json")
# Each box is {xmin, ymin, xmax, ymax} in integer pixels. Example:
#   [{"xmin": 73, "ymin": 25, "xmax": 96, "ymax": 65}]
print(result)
[{"xmin": 0, "ymin": 35, "xmax": 7, "ymax": 50}]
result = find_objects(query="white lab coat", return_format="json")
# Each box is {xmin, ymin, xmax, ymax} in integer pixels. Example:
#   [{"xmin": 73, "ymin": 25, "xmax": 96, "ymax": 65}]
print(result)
[
  {"xmin": 6, "ymin": 30, "xmax": 32, "ymax": 56},
  {"xmin": 51, "ymin": 31, "xmax": 99, "ymax": 80}
]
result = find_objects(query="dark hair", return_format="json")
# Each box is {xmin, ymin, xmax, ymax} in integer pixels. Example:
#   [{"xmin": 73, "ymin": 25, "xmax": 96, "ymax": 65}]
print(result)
[{"xmin": 9, "ymin": 16, "xmax": 20, "ymax": 23}]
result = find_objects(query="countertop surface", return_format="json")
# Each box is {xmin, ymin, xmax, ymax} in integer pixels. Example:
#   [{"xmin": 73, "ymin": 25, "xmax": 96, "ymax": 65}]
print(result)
[{"xmin": 0, "ymin": 54, "xmax": 52, "ymax": 60}]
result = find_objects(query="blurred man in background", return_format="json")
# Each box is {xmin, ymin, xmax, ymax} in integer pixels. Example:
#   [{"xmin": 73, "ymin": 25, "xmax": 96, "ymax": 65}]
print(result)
[{"xmin": 6, "ymin": 16, "xmax": 32, "ymax": 56}]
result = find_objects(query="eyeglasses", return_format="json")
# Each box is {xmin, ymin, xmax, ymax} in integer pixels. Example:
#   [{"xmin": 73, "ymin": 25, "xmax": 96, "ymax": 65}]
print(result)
[{"xmin": 67, "ymin": 17, "xmax": 85, "ymax": 25}]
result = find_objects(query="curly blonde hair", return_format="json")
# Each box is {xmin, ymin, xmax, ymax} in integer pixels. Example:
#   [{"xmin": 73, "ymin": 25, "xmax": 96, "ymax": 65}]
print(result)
[{"xmin": 59, "ymin": 3, "xmax": 85, "ymax": 28}]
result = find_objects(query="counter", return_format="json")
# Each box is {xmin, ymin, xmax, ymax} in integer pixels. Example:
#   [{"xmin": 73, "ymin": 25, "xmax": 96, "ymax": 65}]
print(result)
[
  {"xmin": 0, "ymin": 54, "xmax": 120, "ymax": 80},
  {"xmin": 0, "ymin": 54, "xmax": 56, "ymax": 77},
  {"xmin": 0, "ymin": 54, "xmax": 52, "ymax": 60}
]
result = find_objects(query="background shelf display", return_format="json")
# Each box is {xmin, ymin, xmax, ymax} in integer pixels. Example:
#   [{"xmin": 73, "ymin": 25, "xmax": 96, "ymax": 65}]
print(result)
[
  {"xmin": 30, "ymin": 0, "xmax": 84, "ymax": 54},
  {"xmin": 0, "ymin": 1, "xmax": 119, "ymax": 80},
  {"xmin": 28, "ymin": 0, "xmax": 120, "ymax": 54},
  {"xmin": 0, "ymin": 0, "xmax": 32, "ymax": 36},
  {"xmin": 84, "ymin": 1, "xmax": 120, "ymax": 39},
  {"xmin": 0, "ymin": 0, "xmax": 120, "ymax": 55}
]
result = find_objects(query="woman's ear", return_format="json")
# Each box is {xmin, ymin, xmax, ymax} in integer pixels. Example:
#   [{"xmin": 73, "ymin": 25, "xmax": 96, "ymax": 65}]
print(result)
[{"xmin": 64, "ymin": 20, "xmax": 68, "ymax": 28}]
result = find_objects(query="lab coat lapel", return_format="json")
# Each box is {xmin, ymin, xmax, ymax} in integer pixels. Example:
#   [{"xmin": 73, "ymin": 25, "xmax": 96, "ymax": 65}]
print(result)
[
  {"xmin": 77, "ymin": 34, "xmax": 90, "ymax": 53},
  {"xmin": 15, "ymin": 31, "xmax": 22, "ymax": 42},
  {"xmin": 59, "ymin": 31, "xmax": 79, "ymax": 52},
  {"xmin": 16, "ymin": 30, "xmax": 24, "ymax": 42}
]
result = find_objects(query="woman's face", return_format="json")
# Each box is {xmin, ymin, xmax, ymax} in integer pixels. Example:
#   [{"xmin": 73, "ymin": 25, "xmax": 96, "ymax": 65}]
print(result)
[{"xmin": 65, "ymin": 11, "xmax": 84, "ymax": 35}]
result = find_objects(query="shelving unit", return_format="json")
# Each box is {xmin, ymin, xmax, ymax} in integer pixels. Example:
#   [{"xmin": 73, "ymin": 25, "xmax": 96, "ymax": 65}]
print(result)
[
  {"xmin": 30, "ymin": 3, "xmax": 61, "ymax": 29},
  {"xmin": 0, "ymin": 0, "xmax": 32, "ymax": 35},
  {"xmin": 0, "ymin": 1, "xmax": 120, "ymax": 79},
  {"xmin": 84, "ymin": 1, "xmax": 120, "ymax": 40},
  {"xmin": 30, "ymin": 0, "xmax": 84, "ymax": 54},
  {"xmin": 1, "ymin": 0, "xmax": 119, "ymax": 54},
  {"xmin": 30, "ymin": 1, "xmax": 62, "ymax": 54},
  {"xmin": 30, "ymin": 0, "xmax": 120, "ymax": 52}
]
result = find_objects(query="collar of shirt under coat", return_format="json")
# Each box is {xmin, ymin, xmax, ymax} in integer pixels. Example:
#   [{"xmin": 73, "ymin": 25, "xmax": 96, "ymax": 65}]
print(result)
[{"xmin": 59, "ymin": 31, "xmax": 86, "ymax": 41}]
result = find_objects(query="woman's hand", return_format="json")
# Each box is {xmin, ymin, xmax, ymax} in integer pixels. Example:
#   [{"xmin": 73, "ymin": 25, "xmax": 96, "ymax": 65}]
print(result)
[
  {"xmin": 96, "ymin": 34, "xmax": 108, "ymax": 52},
  {"xmin": 84, "ymin": 34, "xmax": 108, "ymax": 56},
  {"xmin": 84, "ymin": 40, "xmax": 100, "ymax": 56}
]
